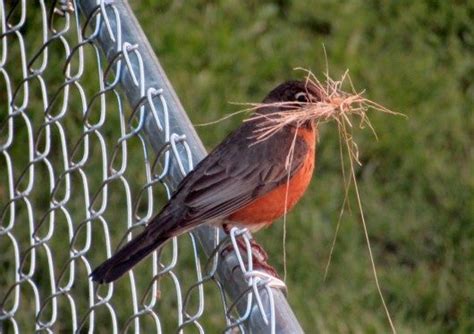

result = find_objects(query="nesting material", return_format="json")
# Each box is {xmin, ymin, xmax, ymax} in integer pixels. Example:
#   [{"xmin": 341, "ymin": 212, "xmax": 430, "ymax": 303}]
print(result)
[{"xmin": 243, "ymin": 69, "xmax": 402, "ymax": 166}]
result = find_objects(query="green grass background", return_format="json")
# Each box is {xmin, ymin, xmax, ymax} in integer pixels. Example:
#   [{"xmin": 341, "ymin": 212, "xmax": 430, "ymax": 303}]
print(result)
[
  {"xmin": 129, "ymin": 1, "xmax": 473, "ymax": 332},
  {"xmin": 0, "ymin": 1, "xmax": 472, "ymax": 333}
]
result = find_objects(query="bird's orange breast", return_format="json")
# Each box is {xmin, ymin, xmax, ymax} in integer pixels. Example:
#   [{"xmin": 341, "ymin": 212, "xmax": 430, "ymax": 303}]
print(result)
[{"xmin": 228, "ymin": 126, "xmax": 316, "ymax": 229}]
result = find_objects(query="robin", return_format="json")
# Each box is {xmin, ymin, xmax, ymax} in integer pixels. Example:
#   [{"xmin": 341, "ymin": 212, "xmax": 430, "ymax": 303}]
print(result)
[{"xmin": 91, "ymin": 80, "xmax": 321, "ymax": 283}]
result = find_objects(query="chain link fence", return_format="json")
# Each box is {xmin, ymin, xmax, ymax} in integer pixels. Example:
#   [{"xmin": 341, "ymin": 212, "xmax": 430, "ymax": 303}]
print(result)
[{"xmin": 0, "ymin": 1, "xmax": 303, "ymax": 333}]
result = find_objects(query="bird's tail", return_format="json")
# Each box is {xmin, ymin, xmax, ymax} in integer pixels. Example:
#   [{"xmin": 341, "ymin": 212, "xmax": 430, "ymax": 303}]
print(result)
[{"xmin": 90, "ymin": 228, "xmax": 168, "ymax": 284}]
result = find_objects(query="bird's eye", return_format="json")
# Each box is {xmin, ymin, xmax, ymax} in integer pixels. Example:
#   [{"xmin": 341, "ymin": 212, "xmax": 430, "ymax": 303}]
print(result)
[{"xmin": 295, "ymin": 92, "xmax": 308, "ymax": 102}]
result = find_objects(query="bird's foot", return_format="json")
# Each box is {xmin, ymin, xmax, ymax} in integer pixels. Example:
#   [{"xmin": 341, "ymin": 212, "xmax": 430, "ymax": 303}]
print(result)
[
  {"xmin": 239, "ymin": 237, "xmax": 286, "ymax": 293},
  {"xmin": 221, "ymin": 226, "xmax": 279, "ymax": 278},
  {"xmin": 251, "ymin": 256, "xmax": 280, "ymax": 279},
  {"xmin": 220, "ymin": 226, "xmax": 287, "ymax": 294},
  {"xmin": 248, "ymin": 237, "xmax": 269, "ymax": 262}
]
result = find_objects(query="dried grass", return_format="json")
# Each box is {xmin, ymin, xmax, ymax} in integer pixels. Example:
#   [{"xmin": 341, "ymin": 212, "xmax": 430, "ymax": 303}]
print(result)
[{"xmin": 244, "ymin": 68, "xmax": 401, "ymax": 155}]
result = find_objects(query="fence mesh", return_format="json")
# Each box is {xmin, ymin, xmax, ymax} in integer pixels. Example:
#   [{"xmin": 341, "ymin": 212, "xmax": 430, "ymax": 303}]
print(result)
[{"xmin": 0, "ymin": 1, "xmax": 302, "ymax": 333}]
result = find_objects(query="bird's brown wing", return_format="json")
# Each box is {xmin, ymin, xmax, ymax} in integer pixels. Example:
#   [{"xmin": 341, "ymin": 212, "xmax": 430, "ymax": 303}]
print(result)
[{"xmin": 151, "ymin": 122, "xmax": 310, "ymax": 237}]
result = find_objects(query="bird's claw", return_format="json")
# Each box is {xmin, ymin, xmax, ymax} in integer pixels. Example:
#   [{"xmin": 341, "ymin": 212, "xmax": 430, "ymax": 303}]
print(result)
[{"xmin": 221, "ymin": 233, "xmax": 281, "ymax": 281}]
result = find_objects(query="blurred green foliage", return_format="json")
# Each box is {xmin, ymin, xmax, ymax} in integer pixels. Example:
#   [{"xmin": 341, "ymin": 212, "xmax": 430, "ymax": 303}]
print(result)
[
  {"xmin": 0, "ymin": 1, "xmax": 472, "ymax": 333},
  {"xmin": 130, "ymin": 1, "xmax": 473, "ymax": 332}
]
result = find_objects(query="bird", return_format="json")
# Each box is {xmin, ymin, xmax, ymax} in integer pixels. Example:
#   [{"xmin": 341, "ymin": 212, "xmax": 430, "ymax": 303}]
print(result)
[{"xmin": 91, "ymin": 80, "xmax": 321, "ymax": 283}]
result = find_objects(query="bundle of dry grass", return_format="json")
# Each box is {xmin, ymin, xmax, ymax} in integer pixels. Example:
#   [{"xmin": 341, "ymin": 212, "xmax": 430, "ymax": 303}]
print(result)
[{"xmin": 244, "ymin": 68, "xmax": 400, "ymax": 160}]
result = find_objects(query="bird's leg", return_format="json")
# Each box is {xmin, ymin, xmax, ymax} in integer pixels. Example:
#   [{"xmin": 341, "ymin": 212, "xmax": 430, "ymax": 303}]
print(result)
[
  {"xmin": 248, "ymin": 239, "xmax": 280, "ymax": 279},
  {"xmin": 248, "ymin": 238, "xmax": 269, "ymax": 262},
  {"xmin": 221, "ymin": 224, "xmax": 280, "ymax": 279}
]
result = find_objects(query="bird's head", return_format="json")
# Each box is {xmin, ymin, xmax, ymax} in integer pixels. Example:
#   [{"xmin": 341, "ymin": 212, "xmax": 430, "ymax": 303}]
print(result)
[
  {"xmin": 254, "ymin": 80, "xmax": 322, "ymax": 131},
  {"xmin": 263, "ymin": 80, "xmax": 322, "ymax": 105}
]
